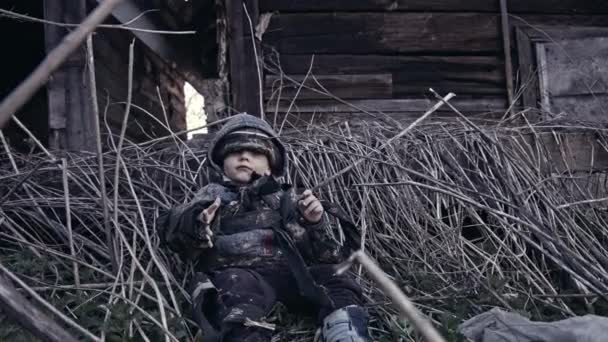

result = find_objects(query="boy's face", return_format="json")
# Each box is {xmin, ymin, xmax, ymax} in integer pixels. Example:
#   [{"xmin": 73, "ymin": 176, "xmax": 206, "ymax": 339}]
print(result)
[{"xmin": 222, "ymin": 149, "xmax": 271, "ymax": 184}]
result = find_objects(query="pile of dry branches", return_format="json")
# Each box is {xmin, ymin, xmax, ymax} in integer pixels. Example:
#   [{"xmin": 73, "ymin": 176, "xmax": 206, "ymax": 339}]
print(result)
[{"xmin": 2, "ymin": 110, "xmax": 608, "ymax": 341}]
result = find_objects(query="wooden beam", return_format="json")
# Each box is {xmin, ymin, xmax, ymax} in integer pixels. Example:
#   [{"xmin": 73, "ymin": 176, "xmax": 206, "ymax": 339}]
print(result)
[
  {"xmin": 97, "ymin": 0, "xmax": 210, "ymax": 98},
  {"xmin": 260, "ymin": 0, "xmax": 608, "ymax": 14},
  {"xmin": 0, "ymin": 274, "xmax": 79, "ymax": 342},
  {"xmin": 227, "ymin": 0, "xmax": 262, "ymax": 116},
  {"xmin": 264, "ymin": 13, "xmax": 608, "ymax": 54},
  {"xmin": 500, "ymin": 0, "xmax": 515, "ymax": 111},
  {"xmin": 44, "ymin": 0, "xmax": 96, "ymax": 152},
  {"xmin": 267, "ymin": 54, "xmax": 505, "ymax": 96},
  {"xmin": 266, "ymin": 98, "xmax": 507, "ymax": 113},
  {"xmin": 270, "ymin": 55, "xmax": 501, "ymax": 75},
  {"xmin": 515, "ymin": 27, "xmax": 539, "ymax": 111},
  {"xmin": 96, "ymin": 0, "xmax": 180, "ymax": 62}
]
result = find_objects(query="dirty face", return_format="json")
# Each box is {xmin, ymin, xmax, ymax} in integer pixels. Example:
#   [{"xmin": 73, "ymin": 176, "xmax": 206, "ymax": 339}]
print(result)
[{"xmin": 222, "ymin": 150, "xmax": 271, "ymax": 185}]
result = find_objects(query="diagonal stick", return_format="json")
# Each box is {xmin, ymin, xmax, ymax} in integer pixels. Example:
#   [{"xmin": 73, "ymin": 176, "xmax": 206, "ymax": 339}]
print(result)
[
  {"xmin": 311, "ymin": 90, "xmax": 456, "ymax": 191},
  {"xmin": 337, "ymin": 250, "xmax": 446, "ymax": 342}
]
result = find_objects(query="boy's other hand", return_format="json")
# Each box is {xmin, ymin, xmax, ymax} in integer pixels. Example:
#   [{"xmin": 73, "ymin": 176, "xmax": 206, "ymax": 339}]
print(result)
[
  {"xmin": 298, "ymin": 190, "xmax": 324, "ymax": 224},
  {"xmin": 196, "ymin": 197, "xmax": 221, "ymax": 248}
]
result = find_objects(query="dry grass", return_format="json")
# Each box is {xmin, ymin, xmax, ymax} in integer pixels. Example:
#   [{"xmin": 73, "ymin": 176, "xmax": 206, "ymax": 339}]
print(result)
[{"xmin": 2, "ymin": 110, "xmax": 608, "ymax": 341}]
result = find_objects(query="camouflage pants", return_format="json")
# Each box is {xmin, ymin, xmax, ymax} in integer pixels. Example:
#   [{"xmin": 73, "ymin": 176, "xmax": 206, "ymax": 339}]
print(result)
[{"xmin": 198, "ymin": 263, "xmax": 363, "ymax": 342}]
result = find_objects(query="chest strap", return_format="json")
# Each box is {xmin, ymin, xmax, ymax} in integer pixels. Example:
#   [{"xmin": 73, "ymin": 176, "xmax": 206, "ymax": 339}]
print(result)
[{"xmin": 219, "ymin": 210, "xmax": 282, "ymax": 235}]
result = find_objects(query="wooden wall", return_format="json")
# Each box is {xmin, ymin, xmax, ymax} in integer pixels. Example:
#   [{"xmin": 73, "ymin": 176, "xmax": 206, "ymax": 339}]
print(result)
[
  {"xmin": 257, "ymin": 0, "xmax": 608, "ymax": 126},
  {"xmin": 91, "ymin": 17, "xmax": 187, "ymax": 143}
]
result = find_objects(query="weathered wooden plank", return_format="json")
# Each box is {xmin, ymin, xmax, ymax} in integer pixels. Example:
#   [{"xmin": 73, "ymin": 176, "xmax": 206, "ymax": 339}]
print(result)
[
  {"xmin": 394, "ymin": 82, "xmax": 505, "ymax": 96},
  {"xmin": 266, "ymin": 98, "xmax": 507, "ymax": 114},
  {"xmin": 550, "ymin": 95, "xmax": 608, "ymax": 123},
  {"xmin": 44, "ymin": 0, "xmax": 67, "ymax": 137},
  {"xmin": 392, "ymin": 69, "xmax": 504, "ymax": 95},
  {"xmin": 264, "ymin": 13, "xmax": 608, "ymax": 54},
  {"xmin": 267, "ymin": 109, "xmax": 505, "ymax": 129},
  {"xmin": 543, "ymin": 37, "xmax": 608, "ymax": 96},
  {"xmin": 268, "ymin": 54, "xmax": 505, "ymax": 96},
  {"xmin": 271, "ymin": 54, "xmax": 502, "ymax": 75},
  {"xmin": 532, "ymin": 132, "xmax": 608, "ymax": 172},
  {"xmin": 227, "ymin": 0, "xmax": 262, "ymax": 115},
  {"xmin": 0, "ymin": 274, "xmax": 79, "ymax": 342},
  {"xmin": 265, "ymin": 74, "xmax": 393, "ymax": 100},
  {"xmin": 515, "ymin": 27, "xmax": 539, "ymax": 111},
  {"xmin": 44, "ymin": 0, "xmax": 95, "ymax": 152},
  {"xmin": 260, "ymin": 0, "xmax": 608, "ymax": 14}
]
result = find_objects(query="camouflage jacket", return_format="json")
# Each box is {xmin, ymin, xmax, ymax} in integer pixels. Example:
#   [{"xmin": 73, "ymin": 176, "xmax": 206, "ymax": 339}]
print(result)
[{"xmin": 158, "ymin": 176, "xmax": 345, "ymax": 271}]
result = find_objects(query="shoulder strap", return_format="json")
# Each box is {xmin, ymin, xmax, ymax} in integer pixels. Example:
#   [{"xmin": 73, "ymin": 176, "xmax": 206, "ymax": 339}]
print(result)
[{"xmin": 321, "ymin": 200, "xmax": 362, "ymax": 254}]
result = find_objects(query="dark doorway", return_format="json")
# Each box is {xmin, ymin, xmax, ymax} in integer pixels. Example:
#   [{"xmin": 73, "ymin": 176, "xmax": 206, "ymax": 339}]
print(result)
[{"xmin": 0, "ymin": 0, "xmax": 49, "ymax": 152}]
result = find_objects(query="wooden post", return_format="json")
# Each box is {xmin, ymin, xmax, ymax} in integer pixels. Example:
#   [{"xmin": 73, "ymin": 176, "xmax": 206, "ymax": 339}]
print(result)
[
  {"xmin": 43, "ymin": 0, "xmax": 96, "ymax": 152},
  {"xmin": 0, "ymin": 274, "xmax": 80, "ymax": 342},
  {"xmin": 227, "ymin": 0, "xmax": 263, "ymax": 117},
  {"xmin": 500, "ymin": 0, "xmax": 515, "ymax": 113}
]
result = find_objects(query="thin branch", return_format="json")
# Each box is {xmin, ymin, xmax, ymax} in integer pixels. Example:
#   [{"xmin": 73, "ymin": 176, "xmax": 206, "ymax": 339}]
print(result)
[
  {"xmin": 86, "ymin": 34, "xmax": 117, "ymax": 273},
  {"xmin": 311, "ymin": 90, "xmax": 456, "ymax": 191},
  {"xmin": 61, "ymin": 158, "xmax": 80, "ymax": 287},
  {"xmin": 0, "ymin": 8, "xmax": 196, "ymax": 35}
]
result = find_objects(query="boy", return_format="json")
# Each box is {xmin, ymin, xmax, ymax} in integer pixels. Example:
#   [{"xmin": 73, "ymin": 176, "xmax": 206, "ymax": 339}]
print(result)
[{"xmin": 159, "ymin": 113, "xmax": 371, "ymax": 342}]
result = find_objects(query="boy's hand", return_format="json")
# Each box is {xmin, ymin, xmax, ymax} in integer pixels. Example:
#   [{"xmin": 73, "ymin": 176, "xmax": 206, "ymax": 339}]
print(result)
[
  {"xmin": 298, "ymin": 190, "xmax": 324, "ymax": 224},
  {"xmin": 196, "ymin": 197, "xmax": 221, "ymax": 248}
]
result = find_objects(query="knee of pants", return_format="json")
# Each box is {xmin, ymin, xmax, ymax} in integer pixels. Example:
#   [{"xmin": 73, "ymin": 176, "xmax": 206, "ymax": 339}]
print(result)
[
  {"xmin": 309, "ymin": 265, "xmax": 364, "ymax": 318},
  {"xmin": 210, "ymin": 268, "xmax": 277, "ymax": 321}
]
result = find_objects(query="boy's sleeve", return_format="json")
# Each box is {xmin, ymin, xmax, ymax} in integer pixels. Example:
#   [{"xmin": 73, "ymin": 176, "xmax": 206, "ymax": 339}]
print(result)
[
  {"xmin": 157, "ymin": 185, "xmax": 219, "ymax": 260},
  {"xmin": 297, "ymin": 208, "xmax": 345, "ymax": 264}
]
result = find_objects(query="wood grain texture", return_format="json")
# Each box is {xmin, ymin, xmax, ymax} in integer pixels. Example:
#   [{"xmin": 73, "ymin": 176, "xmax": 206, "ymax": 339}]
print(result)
[
  {"xmin": 266, "ymin": 97, "xmax": 507, "ymax": 113},
  {"xmin": 265, "ymin": 73, "xmax": 393, "ymax": 100},
  {"xmin": 0, "ymin": 274, "xmax": 79, "ymax": 342},
  {"xmin": 264, "ymin": 13, "xmax": 608, "ymax": 54},
  {"xmin": 227, "ymin": 0, "xmax": 262, "ymax": 115},
  {"xmin": 269, "ymin": 54, "xmax": 501, "ymax": 74},
  {"xmin": 544, "ymin": 37, "xmax": 608, "ymax": 96},
  {"xmin": 260, "ymin": 0, "xmax": 608, "ymax": 14}
]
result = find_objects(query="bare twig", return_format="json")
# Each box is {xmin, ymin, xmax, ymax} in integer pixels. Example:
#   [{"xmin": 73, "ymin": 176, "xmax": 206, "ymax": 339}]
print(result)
[
  {"xmin": 61, "ymin": 158, "xmax": 80, "ymax": 287},
  {"xmin": 312, "ymin": 90, "xmax": 456, "ymax": 191},
  {"xmin": 86, "ymin": 34, "xmax": 116, "ymax": 273}
]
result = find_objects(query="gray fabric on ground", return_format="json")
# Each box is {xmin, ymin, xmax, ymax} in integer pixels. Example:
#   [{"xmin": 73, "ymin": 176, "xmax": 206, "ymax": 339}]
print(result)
[{"xmin": 458, "ymin": 307, "xmax": 608, "ymax": 342}]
